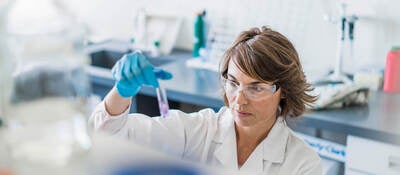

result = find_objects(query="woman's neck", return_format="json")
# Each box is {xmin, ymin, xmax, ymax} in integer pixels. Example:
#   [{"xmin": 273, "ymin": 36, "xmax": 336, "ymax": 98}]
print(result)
[
  {"xmin": 235, "ymin": 117, "xmax": 276, "ymax": 145},
  {"xmin": 235, "ymin": 117, "xmax": 277, "ymax": 167}
]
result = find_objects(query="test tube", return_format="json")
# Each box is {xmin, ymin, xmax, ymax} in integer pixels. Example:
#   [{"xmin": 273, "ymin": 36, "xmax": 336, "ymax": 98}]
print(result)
[{"xmin": 156, "ymin": 86, "xmax": 169, "ymax": 117}]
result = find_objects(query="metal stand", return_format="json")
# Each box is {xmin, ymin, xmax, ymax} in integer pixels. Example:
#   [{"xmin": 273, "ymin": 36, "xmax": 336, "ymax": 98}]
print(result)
[{"xmin": 316, "ymin": 3, "xmax": 352, "ymax": 85}]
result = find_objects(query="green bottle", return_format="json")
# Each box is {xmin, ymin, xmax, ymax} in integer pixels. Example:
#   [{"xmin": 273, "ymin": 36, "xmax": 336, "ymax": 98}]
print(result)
[{"xmin": 193, "ymin": 13, "xmax": 204, "ymax": 57}]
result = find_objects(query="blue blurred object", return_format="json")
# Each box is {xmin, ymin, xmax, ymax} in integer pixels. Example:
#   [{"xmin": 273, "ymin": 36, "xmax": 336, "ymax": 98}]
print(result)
[
  {"xmin": 112, "ymin": 163, "xmax": 200, "ymax": 175},
  {"xmin": 111, "ymin": 52, "xmax": 172, "ymax": 98}
]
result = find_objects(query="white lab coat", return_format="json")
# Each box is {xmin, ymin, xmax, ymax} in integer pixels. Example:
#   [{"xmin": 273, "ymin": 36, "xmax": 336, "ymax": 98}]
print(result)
[{"xmin": 90, "ymin": 102, "xmax": 322, "ymax": 175}]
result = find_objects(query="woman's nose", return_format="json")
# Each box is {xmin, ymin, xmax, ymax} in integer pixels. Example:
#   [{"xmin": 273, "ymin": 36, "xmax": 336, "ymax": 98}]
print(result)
[{"xmin": 234, "ymin": 89, "xmax": 248, "ymax": 105}]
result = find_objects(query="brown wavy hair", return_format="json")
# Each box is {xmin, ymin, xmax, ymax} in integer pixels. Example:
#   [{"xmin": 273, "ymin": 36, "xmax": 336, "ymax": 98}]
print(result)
[{"xmin": 220, "ymin": 26, "xmax": 317, "ymax": 118}]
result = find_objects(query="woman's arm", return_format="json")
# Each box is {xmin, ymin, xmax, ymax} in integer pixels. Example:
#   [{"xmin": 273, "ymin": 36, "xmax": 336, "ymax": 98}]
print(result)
[
  {"xmin": 104, "ymin": 86, "xmax": 132, "ymax": 116},
  {"xmin": 103, "ymin": 52, "xmax": 171, "ymax": 116}
]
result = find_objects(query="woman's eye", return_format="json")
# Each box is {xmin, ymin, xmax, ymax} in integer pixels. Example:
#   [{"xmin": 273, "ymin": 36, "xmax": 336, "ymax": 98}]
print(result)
[
  {"xmin": 250, "ymin": 86, "xmax": 265, "ymax": 92},
  {"xmin": 228, "ymin": 80, "xmax": 238, "ymax": 87}
]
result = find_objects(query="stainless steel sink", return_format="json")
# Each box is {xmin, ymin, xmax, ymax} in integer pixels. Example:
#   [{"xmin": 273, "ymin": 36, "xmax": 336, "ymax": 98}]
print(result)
[
  {"xmin": 89, "ymin": 50, "xmax": 174, "ymax": 69},
  {"xmin": 86, "ymin": 40, "xmax": 191, "ymax": 69}
]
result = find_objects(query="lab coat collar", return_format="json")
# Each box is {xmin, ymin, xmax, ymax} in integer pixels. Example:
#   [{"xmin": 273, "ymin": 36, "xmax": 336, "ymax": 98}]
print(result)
[
  {"xmin": 261, "ymin": 116, "xmax": 289, "ymax": 163},
  {"xmin": 213, "ymin": 108, "xmax": 238, "ymax": 169},
  {"xmin": 213, "ymin": 109, "xmax": 289, "ymax": 170},
  {"xmin": 238, "ymin": 116, "xmax": 289, "ymax": 173}
]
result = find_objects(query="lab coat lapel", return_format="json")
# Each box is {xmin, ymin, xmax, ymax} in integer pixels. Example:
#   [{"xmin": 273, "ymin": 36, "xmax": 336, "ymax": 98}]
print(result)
[
  {"xmin": 239, "ymin": 117, "xmax": 289, "ymax": 173},
  {"xmin": 238, "ymin": 143, "xmax": 264, "ymax": 174},
  {"xmin": 262, "ymin": 117, "xmax": 289, "ymax": 163},
  {"xmin": 213, "ymin": 109, "xmax": 238, "ymax": 169}
]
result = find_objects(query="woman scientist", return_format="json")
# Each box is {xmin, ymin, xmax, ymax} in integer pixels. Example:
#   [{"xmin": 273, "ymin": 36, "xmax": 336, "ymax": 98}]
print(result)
[{"xmin": 90, "ymin": 26, "xmax": 322, "ymax": 174}]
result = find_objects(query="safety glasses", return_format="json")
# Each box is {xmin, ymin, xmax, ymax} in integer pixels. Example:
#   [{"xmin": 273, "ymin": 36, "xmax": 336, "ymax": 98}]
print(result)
[{"xmin": 223, "ymin": 78, "xmax": 277, "ymax": 100}]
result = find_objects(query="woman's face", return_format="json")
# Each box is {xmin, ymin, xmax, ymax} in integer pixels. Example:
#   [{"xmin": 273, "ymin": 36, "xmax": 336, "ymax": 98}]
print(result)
[{"xmin": 225, "ymin": 60, "xmax": 282, "ymax": 128}]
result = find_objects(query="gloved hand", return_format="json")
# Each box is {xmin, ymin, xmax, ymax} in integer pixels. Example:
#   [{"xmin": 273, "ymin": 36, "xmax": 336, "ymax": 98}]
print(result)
[{"xmin": 111, "ymin": 51, "xmax": 172, "ymax": 98}]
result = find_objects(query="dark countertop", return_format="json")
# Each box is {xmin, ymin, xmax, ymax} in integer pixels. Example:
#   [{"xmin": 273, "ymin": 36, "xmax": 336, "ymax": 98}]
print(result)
[
  {"xmin": 87, "ymin": 45, "xmax": 400, "ymax": 146},
  {"xmin": 288, "ymin": 92, "xmax": 400, "ymax": 145}
]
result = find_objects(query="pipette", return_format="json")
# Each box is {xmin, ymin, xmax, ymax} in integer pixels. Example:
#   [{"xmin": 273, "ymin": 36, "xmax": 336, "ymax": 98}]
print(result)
[{"xmin": 156, "ymin": 86, "xmax": 169, "ymax": 117}]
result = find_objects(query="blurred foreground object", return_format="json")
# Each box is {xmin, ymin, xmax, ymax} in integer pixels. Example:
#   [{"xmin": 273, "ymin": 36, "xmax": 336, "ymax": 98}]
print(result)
[
  {"xmin": 89, "ymin": 132, "xmax": 242, "ymax": 175},
  {"xmin": 0, "ymin": 0, "xmax": 91, "ymax": 174}
]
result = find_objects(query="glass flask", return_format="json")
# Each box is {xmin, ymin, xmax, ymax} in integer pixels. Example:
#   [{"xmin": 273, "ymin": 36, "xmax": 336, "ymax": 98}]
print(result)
[{"xmin": 0, "ymin": 0, "xmax": 91, "ymax": 174}]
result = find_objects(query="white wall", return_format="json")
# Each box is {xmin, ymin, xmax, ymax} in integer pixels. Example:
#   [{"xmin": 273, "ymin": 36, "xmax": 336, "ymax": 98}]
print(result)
[{"xmin": 65, "ymin": 0, "xmax": 400, "ymax": 77}]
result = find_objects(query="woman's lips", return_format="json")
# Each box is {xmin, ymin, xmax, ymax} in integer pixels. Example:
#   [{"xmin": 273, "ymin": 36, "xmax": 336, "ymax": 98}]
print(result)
[{"xmin": 236, "ymin": 110, "xmax": 251, "ymax": 118}]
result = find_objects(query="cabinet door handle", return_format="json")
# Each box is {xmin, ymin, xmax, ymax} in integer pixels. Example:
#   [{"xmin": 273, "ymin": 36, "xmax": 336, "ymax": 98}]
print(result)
[{"xmin": 388, "ymin": 155, "xmax": 400, "ymax": 171}]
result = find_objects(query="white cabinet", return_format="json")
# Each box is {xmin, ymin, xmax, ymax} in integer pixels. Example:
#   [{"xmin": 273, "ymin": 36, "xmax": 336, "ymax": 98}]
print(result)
[{"xmin": 346, "ymin": 135, "xmax": 400, "ymax": 175}]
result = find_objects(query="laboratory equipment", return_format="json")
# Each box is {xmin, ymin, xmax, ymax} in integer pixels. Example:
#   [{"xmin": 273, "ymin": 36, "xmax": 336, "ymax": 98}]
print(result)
[
  {"xmin": 0, "ymin": 0, "xmax": 91, "ymax": 174},
  {"xmin": 193, "ymin": 12, "xmax": 205, "ymax": 57},
  {"xmin": 156, "ymin": 86, "xmax": 169, "ymax": 117},
  {"xmin": 311, "ymin": 83, "xmax": 369, "ymax": 110},
  {"xmin": 132, "ymin": 11, "xmax": 182, "ymax": 55},
  {"xmin": 353, "ymin": 69, "xmax": 383, "ymax": 91},
  {"xmin": 186, "ymin": 16, "xmax": 236, "ymax": 72},
  {"xmin": 133, "ymin": 9, "xmax": 147, "ymax": 51},
  {"xmin": 347, "ymin": 15, "xmax": 358, "ymax": 60},
  {"xmin": 150, "ymin": 40, "xmax": 161, "ymax": 57},
  {"xmin": 383, "ymin": 46, "xmax": 400, "ymax": 93},
  {"xmin": 318, "ymin": 3, "xmax": 356, "ymax": 84}
]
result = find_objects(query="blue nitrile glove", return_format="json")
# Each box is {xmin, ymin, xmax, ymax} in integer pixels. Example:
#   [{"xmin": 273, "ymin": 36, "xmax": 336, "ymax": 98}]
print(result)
[{"xmin": 111, "ymin": 51, "xmax": 172, "ymax": 98}]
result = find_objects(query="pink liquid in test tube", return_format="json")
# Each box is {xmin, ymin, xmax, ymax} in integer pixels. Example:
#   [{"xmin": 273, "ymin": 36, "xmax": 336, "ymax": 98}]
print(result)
[{"xmin": 156, "ymin": 86, "xmax": 169, "ymax": 117}]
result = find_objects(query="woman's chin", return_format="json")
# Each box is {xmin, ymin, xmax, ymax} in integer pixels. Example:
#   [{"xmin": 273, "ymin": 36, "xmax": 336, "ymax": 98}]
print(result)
[{"xmin": 234, "ymin": 116, "xmax": 254, "ymax": 128}]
